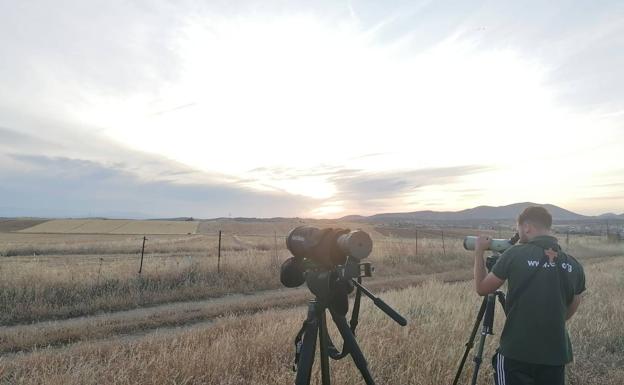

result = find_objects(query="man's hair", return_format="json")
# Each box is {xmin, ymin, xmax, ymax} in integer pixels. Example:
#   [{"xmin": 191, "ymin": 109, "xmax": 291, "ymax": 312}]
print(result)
[{"xmin": 518, "ymin": 206, "xmax": 552, "ymax": 229}]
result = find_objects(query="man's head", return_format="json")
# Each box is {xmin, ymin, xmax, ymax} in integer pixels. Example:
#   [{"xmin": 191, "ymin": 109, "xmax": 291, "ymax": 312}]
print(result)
[{"xmin": 517, "ymin": 206, "xmax": 552, "ymax": 242}]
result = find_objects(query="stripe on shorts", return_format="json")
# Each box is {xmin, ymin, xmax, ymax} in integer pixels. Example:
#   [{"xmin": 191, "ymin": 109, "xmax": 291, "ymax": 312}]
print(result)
[{"xmin": 497, "ymin": 352, "xmax": 505, "ymax": 385}]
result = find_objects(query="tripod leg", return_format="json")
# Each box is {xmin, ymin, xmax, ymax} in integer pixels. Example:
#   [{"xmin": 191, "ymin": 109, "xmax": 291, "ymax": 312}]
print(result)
[
  {"xmin": 470, "ymin": 293, "xmax": 496, "ymax": 385},
  {"xmin": 470, "ymin": 331, "xmax": 488, "ymax": 385},
  {"xmin": 329, "ymin": 308, "xmax": 376, "ymax": 385},
  {"xmin": 295, "ymin": 303, "xmax": 319, "ymax": 385},
  {"xmin": 452, "ymin": 295, "xmax": 488, "ymax": 385},
  {"xmin": 318, "ymin": 306, "xmax": 331, "ymax": 385}
]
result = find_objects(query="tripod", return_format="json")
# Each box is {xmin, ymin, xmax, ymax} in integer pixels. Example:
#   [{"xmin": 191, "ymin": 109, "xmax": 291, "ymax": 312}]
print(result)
[
  {"xmin": 294, "ymin": 277, "xmax": 407, "ymax": 385},
  {"xmin": 452, "ymin": 254, "xmax": 507, "ymax": 385}
]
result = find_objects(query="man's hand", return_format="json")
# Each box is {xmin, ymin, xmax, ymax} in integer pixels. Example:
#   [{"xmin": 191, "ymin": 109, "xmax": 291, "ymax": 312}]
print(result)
[
  {"xmin": 474, "ymin": 234, "xmax": 504, "ymax": 296},
  {"xmin": 475, "ymin": 235, "xmax": 492, "ymax": 253},
  {"xmin": 566, "ymin": 295, "xmax": 582, "ymax": 321}
]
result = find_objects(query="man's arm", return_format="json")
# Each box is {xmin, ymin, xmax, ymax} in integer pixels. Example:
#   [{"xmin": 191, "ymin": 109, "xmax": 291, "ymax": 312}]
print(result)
[
  {"xmin": 567, "ymin": 261, "xmax": 586, "ymax": 321},
  {"xmin": 566, "ymin": 295, "xmax": 582, "ymax": 321},
  {"xmin": 474, "ymin": 235, "xmax": 505, "ymax": 296}
]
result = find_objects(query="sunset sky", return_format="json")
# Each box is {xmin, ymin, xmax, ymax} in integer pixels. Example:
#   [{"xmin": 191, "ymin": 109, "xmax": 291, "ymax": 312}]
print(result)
[{"xmin": 1, "ymin": 1, "xmax": 622, "ymax": 218}]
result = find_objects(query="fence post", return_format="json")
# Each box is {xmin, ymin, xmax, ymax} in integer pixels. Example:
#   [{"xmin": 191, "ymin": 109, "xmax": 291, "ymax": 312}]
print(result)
[
  {"xmin": 274, "ymin": 231, "xmax": 279, "ymax": 267},
  {"xmin": 138, "ymin": 236, "xmax": 147, "ymax": 274},
  {"xmin": 441, "ymin": 230, "xmax": 446, "ymax": 258},
  {"xmin": 415, "ymin": 229, "xmax": 418, "ymax": 257},
  {"xmin": 97, "ymin": 257, "xmax": 104, "ymax": 286},
  {"xmin": 566, "ymin": 228, "xmax": 570, "ymax": 248},
  {"xmin": 217, "ymin": 230, "xmax": 222, "ymax": 273}
]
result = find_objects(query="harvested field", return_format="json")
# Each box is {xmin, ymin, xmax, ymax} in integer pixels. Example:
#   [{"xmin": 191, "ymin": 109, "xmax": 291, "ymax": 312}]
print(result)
[
  {"xmin": 0, "ymin": 219, "xmax": 48, "ymax": 232},
  {"xmin": 196, "ymin": 218, "xmax": 383, "ymax": 237},
  {"xmin": 18, "ymin": 219, "xmax": 199, "ymax": 235}
]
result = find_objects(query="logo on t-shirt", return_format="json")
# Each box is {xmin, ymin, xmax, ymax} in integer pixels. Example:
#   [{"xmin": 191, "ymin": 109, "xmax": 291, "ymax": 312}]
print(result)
[
  {"xmin": 544, "ymin": 248, "xmax": 558, "ymax": 263},
  {"xmin": 526, "ymin": 259, "xmax": 573, "ymax": 272}
]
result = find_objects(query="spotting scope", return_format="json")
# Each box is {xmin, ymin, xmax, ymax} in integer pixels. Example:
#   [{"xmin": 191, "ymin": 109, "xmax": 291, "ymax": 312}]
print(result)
[
  {"xmin": 286, "ymin": 226, "xmax": 372, "ymax": 267},
  {"xmin": 463, "ymin": 232, "xmax": 520, "ymax": 253},
  {"xmin": 280, "ymin": 226, "xmax": 373, "ymax": 289}
]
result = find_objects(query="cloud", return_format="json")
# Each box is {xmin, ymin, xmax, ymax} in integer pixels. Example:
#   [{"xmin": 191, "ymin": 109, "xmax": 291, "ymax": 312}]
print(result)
[
  {"xmin": 0, "ymin": 126, "xmax": 316, "ymax": 218},
  {"xmin": 0, "ymin": 1, "xmax": 622, "ymax": 217},
  {"xmin": 461, "ymin": 1, "xmax": 624, "ymax": 111},
  {"xmin": 0, "ymin": 125, "xmax": 228, "ymax": 185},
  {"xmin": 330, "ymin": 165, "xmax": 488, "ymax": 197},
  {"xmin": 0, "ymin": 127, "xmax": 56, "ymax": 150},
  {"xmin": 0, "ymin": 1, "xmax": 181, "ymax": 96},
  {"xmin": 0, "ymin": 154, "xmax": 315, "ymax": 218},
  {"xmin": 579, "ymin": 195, "xmax": 624, "ymax": 201}
]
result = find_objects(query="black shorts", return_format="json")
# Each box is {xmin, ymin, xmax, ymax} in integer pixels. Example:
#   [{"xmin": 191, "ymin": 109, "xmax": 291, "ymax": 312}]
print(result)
[{"xmin": 492, "ymin": 352, "xmax": 565, "ymax": 385}]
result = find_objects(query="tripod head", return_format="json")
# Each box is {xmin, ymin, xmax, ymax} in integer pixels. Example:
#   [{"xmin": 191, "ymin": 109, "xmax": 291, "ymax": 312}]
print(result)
[
  {"xmin": 300, "ymin": 258, "xmax": 359, "ymax": 316},
  {"xmin": 486, "ymin": 254, "xmax": 499, "ymax": 272},
  {"xmin": 304, "ymin": 257, "xmax": 372, "ymax": 299},
  {"xmin": 302, "ymin": 256, "xmax": 406, "ymax": 326}
]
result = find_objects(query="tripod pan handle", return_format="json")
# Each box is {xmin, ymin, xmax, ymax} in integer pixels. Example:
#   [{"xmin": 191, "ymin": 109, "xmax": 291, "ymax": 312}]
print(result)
[{"xmin": 373, "ymin": 297, "xmax": 407, "ymax": 326}]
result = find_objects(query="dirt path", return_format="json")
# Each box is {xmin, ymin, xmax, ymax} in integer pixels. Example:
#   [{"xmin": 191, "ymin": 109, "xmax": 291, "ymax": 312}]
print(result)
[{"xmin": 0, "ymin": 269, "xmax": 472, "ymax": 356}]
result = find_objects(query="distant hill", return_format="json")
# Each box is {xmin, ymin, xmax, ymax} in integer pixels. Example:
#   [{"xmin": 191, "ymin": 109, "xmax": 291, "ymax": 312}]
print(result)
[
  {"xmin": 342, "ymin": 202, "xmax": 592, "ymax": 222},
  {"xmin": 597, "ymin": 213, "xmax": 624, "ymax": 219},
  {"xmin": 339, "ymin": 215, "xmax": 368, "ymax": 221}
]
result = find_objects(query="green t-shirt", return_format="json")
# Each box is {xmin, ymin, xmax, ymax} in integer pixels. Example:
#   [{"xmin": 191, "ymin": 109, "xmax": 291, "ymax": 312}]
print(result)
[{"xmin": 491, "ymin": 235, "xmax": 586, "ymax": 365}]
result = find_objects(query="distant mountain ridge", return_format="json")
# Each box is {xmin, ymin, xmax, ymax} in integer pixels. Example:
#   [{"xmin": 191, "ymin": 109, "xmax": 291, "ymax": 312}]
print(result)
[
  {"xmin": 597, "ymin": 213, "xmax": 624, "ymax": 219},
  {"xmin": 2, "ymin": 202, "xmax": 621, "ymax": 221},
  {"xmin": 341, "ymin": 202, "xmax": 618, "ymax": 222}
]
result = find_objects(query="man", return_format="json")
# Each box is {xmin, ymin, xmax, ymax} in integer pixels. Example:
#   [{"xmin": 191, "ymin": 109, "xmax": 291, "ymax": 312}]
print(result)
[{"xmin": 473, "ymin": 206, "xmax": 586, "ymax": 385}]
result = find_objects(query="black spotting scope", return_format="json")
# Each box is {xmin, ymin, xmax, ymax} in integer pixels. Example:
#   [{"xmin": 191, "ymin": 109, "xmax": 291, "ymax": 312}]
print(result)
[{"xmin": 286, "ymin": 226, "xmax": 372, "ymax": 267}]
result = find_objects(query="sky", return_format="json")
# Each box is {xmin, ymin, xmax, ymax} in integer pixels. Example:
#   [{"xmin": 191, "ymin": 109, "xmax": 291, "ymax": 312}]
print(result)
[{"xmin": 0, "ymin": 0, "xmax": 622, "ymax": 218}]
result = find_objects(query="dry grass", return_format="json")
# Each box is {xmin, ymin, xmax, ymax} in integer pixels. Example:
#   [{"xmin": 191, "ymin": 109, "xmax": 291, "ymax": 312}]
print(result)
[
  {"xmin": 563, "ymin": 234, "xmax": 624, "ymax": 258},
  {"xmin": 0, "ymin": 249, "xmax": 282, "ymax": 325},
  {"xmin": 0, "ymin": 269, "xmax": 472, "ymax": 355},
  {"xmin": 0, "ymin": 228, "xmax": 468, "ymax": 324},
  {"xmin": 567, "ymin": 259, "xmax": 624, "ymax": 385},
  {"xmin": 1, "ymin": 257, "xmax": 621, "ymax": 385}
]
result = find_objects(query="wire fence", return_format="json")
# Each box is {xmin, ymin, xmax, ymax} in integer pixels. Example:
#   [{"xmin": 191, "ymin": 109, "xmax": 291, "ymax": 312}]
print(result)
[
  {"xmin": 0, "ymin": 227, "xmax": 476, "ymax": 272},
  {"xmin": 2, "ymin": 227, "xmax": 618, "ymax": 284}
]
